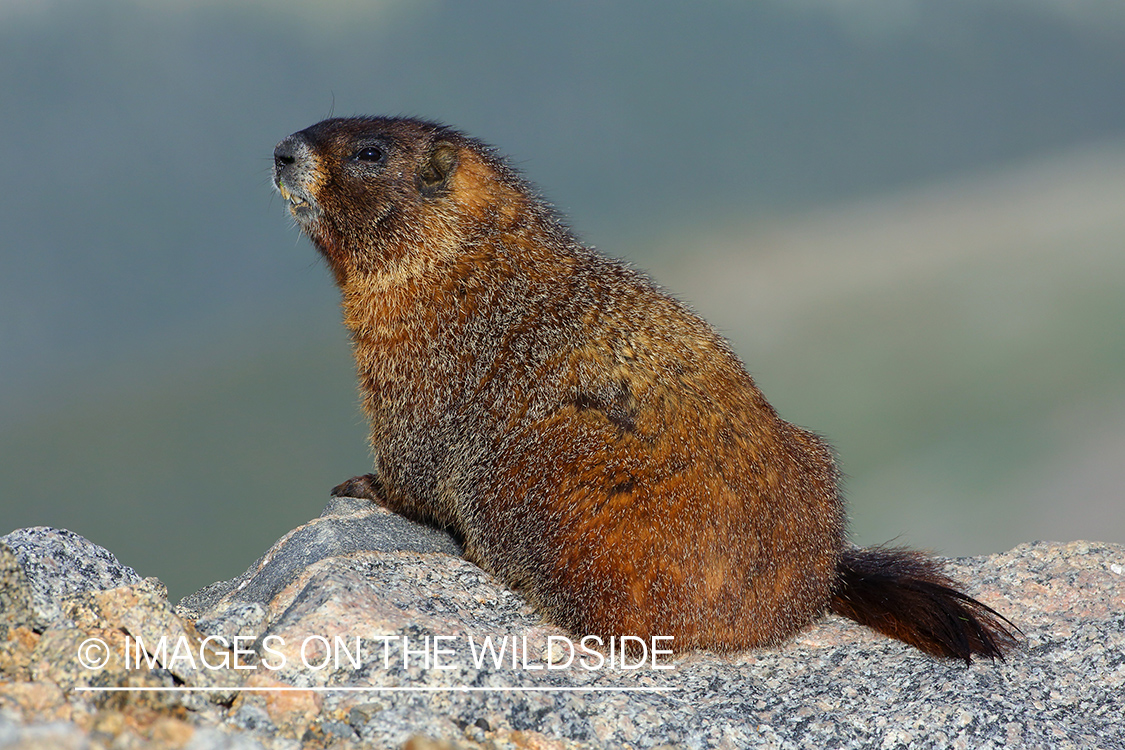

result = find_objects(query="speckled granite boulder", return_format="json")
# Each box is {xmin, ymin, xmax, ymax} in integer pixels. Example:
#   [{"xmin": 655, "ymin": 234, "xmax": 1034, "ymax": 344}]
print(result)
[
  {"xmin": 175, "ymin": 496, "xmax": 461, "ymax": 624},
  {"xmin": 1, "ymin": 527, "xmax": 143, "ymax": 630},
  {"xmin": 1, "ymin": 506, "xmax": 1122, "ymax": 749}
]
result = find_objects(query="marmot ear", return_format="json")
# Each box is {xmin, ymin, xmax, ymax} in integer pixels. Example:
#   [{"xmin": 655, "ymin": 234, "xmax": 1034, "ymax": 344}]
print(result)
[{"xmin": 417, "ymin": 141, "xmax": 458, "ymax": 197}]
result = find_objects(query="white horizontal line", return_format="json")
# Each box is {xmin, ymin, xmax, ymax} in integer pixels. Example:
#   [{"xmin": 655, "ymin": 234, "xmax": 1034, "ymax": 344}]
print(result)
[{"xmin": 73, "ymin": 686, "xmax": 677, "ymax": 693}]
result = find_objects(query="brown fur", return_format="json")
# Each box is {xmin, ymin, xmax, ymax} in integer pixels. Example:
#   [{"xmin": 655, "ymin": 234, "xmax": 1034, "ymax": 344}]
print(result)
[{"xmin": 272, "ymin": 116, "xmax": 1017, "ymax": 661}]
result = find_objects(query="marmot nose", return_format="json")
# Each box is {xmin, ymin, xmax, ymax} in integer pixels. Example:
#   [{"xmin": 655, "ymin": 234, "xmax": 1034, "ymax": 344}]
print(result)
[{"xmin": 273, "ymin": 133, "xmax": 310, "ymax": 173}]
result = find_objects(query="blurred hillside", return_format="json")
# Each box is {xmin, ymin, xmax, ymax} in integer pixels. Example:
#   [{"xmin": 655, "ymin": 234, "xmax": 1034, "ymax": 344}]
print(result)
[
  {"xmin": 659, "ymin": 142, "xmax": 1125, "ymax": 555},
  {"xmin": 2, "ymin": 0, "xmax": 1124, "ymax": 599}
]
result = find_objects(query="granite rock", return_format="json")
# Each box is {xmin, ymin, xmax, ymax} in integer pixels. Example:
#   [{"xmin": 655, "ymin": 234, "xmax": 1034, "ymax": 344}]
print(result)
[
  {"xmin": 1, "ymin": 528, "xmax": 143, "ymax": 630},
  {"xmin": 1, "ymin": 504, "xmax": 1122, "ymax": 749},
  {"xmin": 176, "ymin": 496, "xmax": 461, "ymax": 624}
]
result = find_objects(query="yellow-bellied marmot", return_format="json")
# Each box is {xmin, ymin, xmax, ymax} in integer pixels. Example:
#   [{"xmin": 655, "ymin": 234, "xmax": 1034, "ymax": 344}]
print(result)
[{"xmin": 272, "ymin": 116, "xmax": 1016, "ymax": 661}]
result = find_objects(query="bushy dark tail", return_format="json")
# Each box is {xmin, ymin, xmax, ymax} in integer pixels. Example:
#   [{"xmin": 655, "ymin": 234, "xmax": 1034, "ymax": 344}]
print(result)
[{"xmin": 830, "ymin": 546, "xmax": 1019, "ymax": 663}]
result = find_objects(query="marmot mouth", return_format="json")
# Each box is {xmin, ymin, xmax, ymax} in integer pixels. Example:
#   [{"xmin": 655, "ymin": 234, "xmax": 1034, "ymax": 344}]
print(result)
[{"xmin": 277, "ymin": 182, "xmax": 319, "ymax": 221}]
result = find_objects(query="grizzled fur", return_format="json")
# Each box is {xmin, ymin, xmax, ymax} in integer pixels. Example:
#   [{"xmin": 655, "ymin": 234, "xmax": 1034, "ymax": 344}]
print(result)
[{"xmin": 272, "ymin": 116, "xmax": 1016, "ymax": 660}]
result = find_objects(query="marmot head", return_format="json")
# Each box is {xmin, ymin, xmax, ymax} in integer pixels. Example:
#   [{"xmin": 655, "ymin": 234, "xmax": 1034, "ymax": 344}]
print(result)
[{"xmin": 273, "ymin": 116, "xmax": 543, "ymax": 274}]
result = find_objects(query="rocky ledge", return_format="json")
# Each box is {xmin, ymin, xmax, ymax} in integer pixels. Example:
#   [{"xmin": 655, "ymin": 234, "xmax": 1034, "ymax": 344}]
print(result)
[{"xmin": 1, "ymin": 497, "xmax": 1122, "ymax": 749}]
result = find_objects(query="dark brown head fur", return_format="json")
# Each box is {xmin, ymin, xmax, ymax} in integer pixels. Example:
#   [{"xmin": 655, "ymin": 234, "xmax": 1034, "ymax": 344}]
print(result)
[{"xmin": 272, "ymin": 116, "xmax": 1016, "ymax": 659}]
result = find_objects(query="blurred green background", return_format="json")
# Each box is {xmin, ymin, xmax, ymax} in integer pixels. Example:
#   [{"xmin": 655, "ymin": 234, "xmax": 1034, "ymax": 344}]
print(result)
[{"xmin": 2, "ymin": 0, "xmax": 1123, "ymax": 602}]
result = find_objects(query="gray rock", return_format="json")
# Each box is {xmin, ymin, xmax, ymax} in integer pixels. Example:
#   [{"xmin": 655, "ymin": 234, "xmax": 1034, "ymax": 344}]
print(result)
[
  {"xmin": 176, "ymin": 495, "xmax": 461, "ymax": 620},
  {"xmin": 3, "ymin": 511, "xmax": 1122, "ymax": 748},
  {"xmin": 0, "ymin": 527, "xmax": 143, "ymax": 629},
  {"xmin": 0, "ymin": 719, "xmax": 89, "ymax": 750},
  {"xmin": 182, "ymin": 535, "xmax": 1125, "ymax": 749},
  {"xmin": 184, "ymin": 726, "xmax": 271, "ymax": 750}
]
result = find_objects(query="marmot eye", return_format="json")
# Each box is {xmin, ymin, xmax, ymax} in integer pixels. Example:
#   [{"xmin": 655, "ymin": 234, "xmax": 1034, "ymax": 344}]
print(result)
[{"xmin": 354, "ymin": 146, "xmax": 385, "ymax": 163}]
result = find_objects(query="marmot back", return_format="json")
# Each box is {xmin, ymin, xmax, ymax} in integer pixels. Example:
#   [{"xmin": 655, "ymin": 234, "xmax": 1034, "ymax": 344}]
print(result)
[{"xmin": 273, "ymin": 116, "xmax": 1016, "ymax": 660}]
